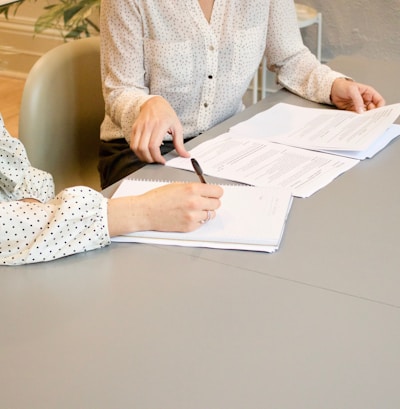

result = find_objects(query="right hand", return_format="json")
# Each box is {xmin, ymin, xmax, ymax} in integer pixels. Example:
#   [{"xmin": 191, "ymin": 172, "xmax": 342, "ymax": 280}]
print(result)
[
  {"xmin": 138, "ymin": 182, "xmax": 224, "ymax": 232},
  {"xmin": 129, "ymin": 96, "xmax": 190, "ymax": 164},
  {"xmin": 107, "ymin": 183, "xmax": 224, "ymax": 237}
]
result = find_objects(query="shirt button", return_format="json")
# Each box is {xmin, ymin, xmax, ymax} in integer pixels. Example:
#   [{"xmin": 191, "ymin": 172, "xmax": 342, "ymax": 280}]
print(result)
[
  {"xmin": 208, "ymin": 75, "xmax": 213, "ymax": 79},
  {"xmin": 209, "ymin": 45, "xmax": 215, "ymax": 51},
  {"xmin": 204, "ymin": 102, "xmax": 209, "ymax": 108}
]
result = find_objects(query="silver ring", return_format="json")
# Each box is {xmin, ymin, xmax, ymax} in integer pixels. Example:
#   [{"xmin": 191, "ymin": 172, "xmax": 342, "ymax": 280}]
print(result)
[{"xmin": 200, "ymin": 210, "xmax": 212, "ymax": 224}]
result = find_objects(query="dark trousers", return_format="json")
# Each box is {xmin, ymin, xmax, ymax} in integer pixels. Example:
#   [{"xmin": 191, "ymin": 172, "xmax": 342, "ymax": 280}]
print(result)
[{"xmin": 98, "ymin": 138, "xmax": 176, "ymax": 189}]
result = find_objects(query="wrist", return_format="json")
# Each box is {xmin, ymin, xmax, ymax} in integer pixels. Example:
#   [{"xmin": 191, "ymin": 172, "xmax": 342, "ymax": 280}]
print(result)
[
  {"xmin": 108, "ymin": 196, "xmax": 149, "ymax": 237},
  {"xmin": 330, "ymin": 77, "xmax": 353, "ymax": 103}
]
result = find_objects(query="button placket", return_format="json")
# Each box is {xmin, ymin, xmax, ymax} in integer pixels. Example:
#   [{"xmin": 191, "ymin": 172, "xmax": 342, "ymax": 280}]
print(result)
[{"xmin": 198, "ymin": 36, "xmax": 218, "ymax": 132}]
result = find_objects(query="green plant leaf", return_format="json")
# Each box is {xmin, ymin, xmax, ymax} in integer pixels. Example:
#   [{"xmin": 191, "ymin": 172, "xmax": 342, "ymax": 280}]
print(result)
[{"xmin": 2, "ymin": 0, "xmax": 100, "ymax": 39}]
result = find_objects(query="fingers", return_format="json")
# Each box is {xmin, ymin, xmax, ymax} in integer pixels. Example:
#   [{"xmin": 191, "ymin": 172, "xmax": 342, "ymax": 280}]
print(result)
[
  {"xmin": 366, "ymin": 88, "xmax": 386, "ymax": 109},
  {"xmin": 342, "ymin": 81, "xmax": 366, "ymax": 113},
  {"xmin": 173, "ymin": 182, "xmax": 223, "ymax": 230},
  {"xmin": 354, "ymin": 84, "xmax": 386, "ymax": 112},
  {"xmin": 194, "ymin": 184, "xmax": 223, "ymax": 225},
  {"xmin": 137, "ymin": 182, "xmax": 223, "ymax": 233},
  {"xmin": 129, "ymin": 96, "xmax": 186, "ymax": 164},
  {"xmin": 131, "ymin": 128, "xmax": 188, "ymax": 164},
  {"xmin": 130, "ymin": 125, "xmax": 166, "ymax": 163},
  {"xmin": 131, "ymin": 119, "xmax": 177, "ymax": 164},
  {"xmin": 352, "ymin": 90, "xmax": 366, "ymax": 114},
  {"xmin": 351, "ymin": 85, "xmax": 384, "ymax": 112},
  {"xmin": 173, "ymin": 133, "xmax": 191, "ymax": 159},
  {"xmin": 198, "ymin": 182, "xmax": 224, "ymax": 197},
  {"xmin": 331, "ymin": 79, "xmax": 386, "ymax": 113},
  {"xmin": 199, "ymin": 209, "xmax": 215, "ymax": 224},
  {"xmin": 365, "ymin": 101, "xmax": 377, "ymax": 111}
]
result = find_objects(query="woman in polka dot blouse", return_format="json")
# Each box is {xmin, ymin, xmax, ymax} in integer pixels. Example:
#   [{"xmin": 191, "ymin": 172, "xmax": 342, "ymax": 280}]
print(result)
[
  {"xmin": 0, "ymin": 116, "xmax": 223, "ymax": 265},
  {"xmin": 98, "ymin": 0, "xmax": 385, "ymax": 189}
]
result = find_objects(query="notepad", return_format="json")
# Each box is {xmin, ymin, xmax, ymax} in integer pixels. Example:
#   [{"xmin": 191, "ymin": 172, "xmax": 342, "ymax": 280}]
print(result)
[{"xmin": 111, "ymin": 179, "xmax": 293, "ymax": 252}]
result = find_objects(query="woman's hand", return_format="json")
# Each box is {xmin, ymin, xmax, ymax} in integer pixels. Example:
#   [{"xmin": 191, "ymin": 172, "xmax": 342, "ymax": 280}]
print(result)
[
  {"xmin": 129, "ymin": 96, "xmax": 190, "ymax": 164},
  {"xmin": 330, "ymin": 78, "xmax": 385, "ymax": 113},
  {"xmin": 108, "ymin": 182, "xmax": 223, "ymax": 237}
]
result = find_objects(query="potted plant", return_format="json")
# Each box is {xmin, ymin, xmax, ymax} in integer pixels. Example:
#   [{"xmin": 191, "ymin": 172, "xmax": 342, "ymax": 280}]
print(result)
[{"xmin": 0, "ymin": 0, "xmax": 100, "ymax": 39}]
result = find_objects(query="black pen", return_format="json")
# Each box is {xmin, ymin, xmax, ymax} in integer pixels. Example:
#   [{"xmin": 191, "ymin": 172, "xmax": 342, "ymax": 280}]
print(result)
[{"xmin": 191, "ymin": 158, "xmax": 207, "ymax": 184}]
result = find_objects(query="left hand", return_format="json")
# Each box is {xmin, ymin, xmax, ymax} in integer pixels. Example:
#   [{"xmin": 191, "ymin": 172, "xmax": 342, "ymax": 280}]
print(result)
[
  {"xmin": 129, "ymin": 96, "xmax": 190, "ymax": 164},
  {"xmin": 330, "ymin": 78, "xmax": 386, "ymax": 114}
]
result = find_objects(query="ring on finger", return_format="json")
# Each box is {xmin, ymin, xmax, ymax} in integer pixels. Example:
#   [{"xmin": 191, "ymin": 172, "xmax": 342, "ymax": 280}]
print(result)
[{"xmin": 200, "ymin": 210, "xmax": 212, "ymax": 224}]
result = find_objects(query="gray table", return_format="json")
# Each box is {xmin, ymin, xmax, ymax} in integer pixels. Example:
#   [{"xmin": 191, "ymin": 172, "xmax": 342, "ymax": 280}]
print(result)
[{"xmin": 1, "ymin": 57, "xmax": 399, "ymax": 409}]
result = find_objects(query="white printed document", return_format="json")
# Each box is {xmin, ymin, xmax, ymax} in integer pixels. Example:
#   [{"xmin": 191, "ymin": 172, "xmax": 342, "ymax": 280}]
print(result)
[
  {"xmin": 318, "ymin": 124, "xmax": 400, "ymax": 159},
  {"xmin": 111, "ymin": 179, "xmax": 293, "ymax": 252},
  {"xmin": 167, "ymin": 103, "xmax": 400, "ymax": 197},
  {"xmin": 167, "ymin": 134, "xmax": 359, "ymax": 198},
  {"xmin": 230, "ymin": 102, "xmax": 400, "ymax": 155}
]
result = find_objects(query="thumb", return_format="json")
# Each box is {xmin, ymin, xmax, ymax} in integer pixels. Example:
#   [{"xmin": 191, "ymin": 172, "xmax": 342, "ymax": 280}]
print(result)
[{"xmin": 349, "ymin": 85, "xmax": 365, "ymax": 114}]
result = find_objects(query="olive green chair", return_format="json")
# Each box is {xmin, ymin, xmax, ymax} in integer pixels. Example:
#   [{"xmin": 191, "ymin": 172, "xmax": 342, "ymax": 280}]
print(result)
[{"xmin": 19, "ymin": 36, "xmax": 104, "ymax": 191}]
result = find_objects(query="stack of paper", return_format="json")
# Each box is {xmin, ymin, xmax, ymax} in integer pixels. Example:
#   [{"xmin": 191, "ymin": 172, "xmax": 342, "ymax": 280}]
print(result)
[
  {"xmin": 167, "ymin": 103, "xmax": 400, "ymax": 197},
  {"xmin": 111, "ymin": 179, "xmax": 293, "ymax": 253},
  {"xmin": 230, "ymin": 102, "xmax": 400, "ymax": 159}
]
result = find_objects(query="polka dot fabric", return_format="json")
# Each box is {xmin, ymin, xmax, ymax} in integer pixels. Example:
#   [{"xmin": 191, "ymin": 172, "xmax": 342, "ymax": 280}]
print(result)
[
  {"xmin": 0, "ymin": 115, "xmax": 54, "ymax": 203},
  {"xmin": 100, "ymin": 0, "xmax": 345, "ymax": 143},
  {"xmin": 0, "ymin": 116, "xmax": 111, "ymax": 265}
]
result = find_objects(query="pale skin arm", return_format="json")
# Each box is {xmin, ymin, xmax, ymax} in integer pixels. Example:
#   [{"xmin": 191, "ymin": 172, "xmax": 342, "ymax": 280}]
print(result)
[
  {"xmin": 330, "ymin": 78, "xmax": 386, "ymax": 113},
  {"xmin": 107, "ymin": 182, "xmax": 223, "ymax": 236},
  {"xmin": 20, "ymin": 183, "xmax": 223, "ymax": 237}
]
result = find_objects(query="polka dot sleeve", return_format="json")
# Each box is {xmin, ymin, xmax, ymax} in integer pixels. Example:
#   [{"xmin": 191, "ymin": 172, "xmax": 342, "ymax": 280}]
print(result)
[
  {"xmin": 0, "ymin": 115, "xmax": 54, "ymax": 203},
  {"xmin": 0, "ymin": 187, "xmax": 111, "ymax": 265}
]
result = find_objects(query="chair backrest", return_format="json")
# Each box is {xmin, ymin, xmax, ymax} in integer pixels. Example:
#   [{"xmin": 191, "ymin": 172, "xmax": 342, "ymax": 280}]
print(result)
[{"xmin": 18, "ymin": 36, "xmax": 104, "ymax": 191}]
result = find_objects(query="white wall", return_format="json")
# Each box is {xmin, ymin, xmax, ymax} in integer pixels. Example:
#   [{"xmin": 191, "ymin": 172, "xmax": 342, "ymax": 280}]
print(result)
[{"xmin": 300, "ymin": 0, "xmax": 400, "ymax": 62}]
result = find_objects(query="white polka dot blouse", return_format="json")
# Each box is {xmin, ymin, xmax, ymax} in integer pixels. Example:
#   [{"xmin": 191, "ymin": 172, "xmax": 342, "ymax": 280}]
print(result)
[
  {"xmin": 0, "ymin": 115, "xmax": 110, "ymax": 265},
  {"xmin": 99, "ymin": 0, "xmax": 344, "ymax": 143}
]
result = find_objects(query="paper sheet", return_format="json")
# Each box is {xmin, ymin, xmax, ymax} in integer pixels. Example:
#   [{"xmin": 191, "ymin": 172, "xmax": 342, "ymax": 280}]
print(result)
[
  {"xmin": 167, "ymin": 133, "xmax": 359, "ymax": 198},
  {"xmin": 229, "ymin": 102, "xmax": 400, "ymax": 152}
]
